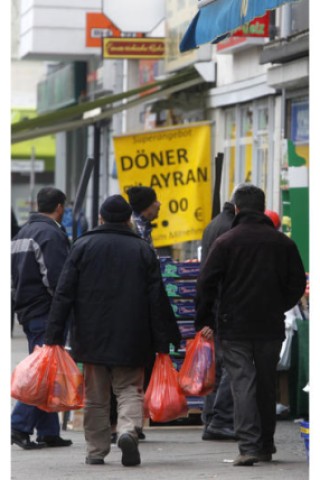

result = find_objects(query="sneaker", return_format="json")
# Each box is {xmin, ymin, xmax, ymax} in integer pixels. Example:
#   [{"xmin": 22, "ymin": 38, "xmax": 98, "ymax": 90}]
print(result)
[
  {"xmin": 118, "ymin": 433, "xmax": 141, "ymax": 467},
  {"xmin": 85, "ymin": 457, "xmax": 104, "ymax": 465},
  {"xmin": 36, "ymin": 435, "xmax": 72, "ymax": 447},
  {"xmin": 233, "ymin": 454, "xmax": 259, "ymax": 466},
  {"xmin": 11, "ymin": 430, "xmax": 46, "ymax": 450}
]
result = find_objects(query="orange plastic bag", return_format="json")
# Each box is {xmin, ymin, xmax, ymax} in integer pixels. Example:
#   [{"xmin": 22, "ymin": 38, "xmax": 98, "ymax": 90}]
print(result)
[
  {"xmin": 38, "ymin": 346, "xmax": 84, "ymax": 412},
  {"xmin": 11, "ymin": 345, "xmax": 84, "ymax": 412},
  {"xmin": 11, "ymin": 345, "xmax": 51, "ymax": 405},
  {"xmin": 144, "ymin": 353, "xmax": 188, "ymax": 423},
  {"xmin": 178, "ymin": 332, "xmax": 215, "ymax": 396}
]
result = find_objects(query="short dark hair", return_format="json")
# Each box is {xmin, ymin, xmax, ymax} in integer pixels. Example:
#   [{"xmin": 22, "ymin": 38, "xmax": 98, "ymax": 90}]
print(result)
[
  {"xmin": 233, "ymin": 184, "xmax": 265, "ymax": 213},
  {"xmin": 37, "ymin": 187, "xmax": 66, "ymax": 213}
]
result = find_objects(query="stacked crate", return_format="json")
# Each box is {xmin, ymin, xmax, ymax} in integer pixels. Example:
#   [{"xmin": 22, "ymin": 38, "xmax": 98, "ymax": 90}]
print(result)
[{"xmin": 160, "ymin": 256, "xmax": 204, "ymax": 413}]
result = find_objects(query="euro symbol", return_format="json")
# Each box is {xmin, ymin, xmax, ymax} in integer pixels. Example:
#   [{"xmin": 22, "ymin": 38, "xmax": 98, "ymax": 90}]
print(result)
[{"xmin": 194, "ymin": 208, "xmax": 203, "ymax": 222}]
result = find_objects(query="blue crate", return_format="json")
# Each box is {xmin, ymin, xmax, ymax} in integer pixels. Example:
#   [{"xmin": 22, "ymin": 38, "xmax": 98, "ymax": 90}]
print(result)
[{"xmin": 300, "ymin": 420, "xmax": 309, "ymax": 461}]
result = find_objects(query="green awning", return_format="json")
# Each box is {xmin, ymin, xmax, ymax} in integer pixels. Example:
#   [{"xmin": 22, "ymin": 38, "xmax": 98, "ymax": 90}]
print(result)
[{"xmin": 11, "ymin": 68, "xmax": 204, "ymax": 144}]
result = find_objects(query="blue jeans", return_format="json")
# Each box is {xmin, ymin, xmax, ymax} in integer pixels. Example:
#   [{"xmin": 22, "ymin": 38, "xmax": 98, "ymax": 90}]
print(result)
[{"xmin": 11, "ymin": 315, "xmax": 60, "ymax": 437}]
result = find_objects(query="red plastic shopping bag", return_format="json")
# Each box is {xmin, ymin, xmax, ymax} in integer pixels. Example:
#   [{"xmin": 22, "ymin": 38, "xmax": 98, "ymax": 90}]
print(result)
[
  {"xmin": 11, "ymin": 345, "xmax": 51, "ymax": 405},
  {"xmin": 11, "ymin": 345, "xmax": 84, "ymax": 412},
  {"xmin": 144, "ymin": 353, "xmax": 188, "ymax": 422},
  {"xmin": 178, "ymin": 331, "xmax": 215, "ymax": 396}
]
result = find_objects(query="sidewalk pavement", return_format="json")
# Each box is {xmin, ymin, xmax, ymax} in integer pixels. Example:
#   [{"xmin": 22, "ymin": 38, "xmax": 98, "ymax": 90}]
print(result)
[{"xmin": 11, "ymin": 322, "xmax": 310, "ymax": 480}]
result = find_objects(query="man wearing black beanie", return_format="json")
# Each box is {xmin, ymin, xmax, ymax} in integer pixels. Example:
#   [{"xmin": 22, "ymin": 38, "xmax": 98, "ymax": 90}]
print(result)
[
  {"xmin": 127, "ymin": 186, "xmax": 160, "ymax": 246},
  {"xmin": 44, "ymin": 194, "xmax": 172, "ymax": 468},
  {"xmin": 126, "ymin": 186, "xmax": 181, "ymax": 440}
]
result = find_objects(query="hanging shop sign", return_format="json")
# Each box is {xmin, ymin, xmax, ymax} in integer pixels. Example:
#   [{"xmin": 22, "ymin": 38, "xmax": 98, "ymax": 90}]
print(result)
[
  {"xmin": 86, "ymin": 13, "xmax": 143, "ymax": 48},
  {"xmin": 103, "ymin": 38, "xmax": 165, "ymax": 59},
  {"xmin": 113, "ymin": 122, "xmax": 212, "ymax": 247},
  {"xmin": 86, "ymin": 13, "xmax": 121, "ymax": 47}
]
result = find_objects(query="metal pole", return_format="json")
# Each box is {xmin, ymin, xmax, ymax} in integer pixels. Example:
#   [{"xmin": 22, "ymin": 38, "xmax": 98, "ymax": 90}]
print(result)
[
  {"xmin": 30, "ymin": 146, "xmax": 36, "ymax": 211},
  {"xmin": 91, "ymin": 123, "xmax": 101, "ymax": 228},
  {"xmin": 72, "ymin": 157, "xmax": 95, "ymax": 241}
]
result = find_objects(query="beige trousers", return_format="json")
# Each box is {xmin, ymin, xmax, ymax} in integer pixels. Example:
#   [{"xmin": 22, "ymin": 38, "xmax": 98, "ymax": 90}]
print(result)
[{"xmin": 83, "ymin": 363, "xmax": 145, "ymax": 460}]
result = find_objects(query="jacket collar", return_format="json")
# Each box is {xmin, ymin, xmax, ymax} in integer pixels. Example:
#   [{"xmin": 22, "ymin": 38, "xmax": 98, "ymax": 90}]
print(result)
[
  {"xmin": 232, "ymin": 210, "xmax": 275, "ymax": 228},
  {"xmin": 79, "ymin": 222, "xmax": 142, "ymax": 240}
]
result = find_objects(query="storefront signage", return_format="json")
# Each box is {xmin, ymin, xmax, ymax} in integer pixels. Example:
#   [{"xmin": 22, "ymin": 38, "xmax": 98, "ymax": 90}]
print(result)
[
  {"xmin": 86, "ymin": 13, "xmax": 143, "ymax": 48},
  {"xmin": 232, "ymin": 12, "xmax": 270, "ymax": 37},
  {"xmin": 217, "ymin": 12, "xmax": 270, "ymax": 52},
  {"xmin": 113, "ymin": 123, "xmax": 212, "ymax": 247},
  {"xmin": 86, "ymin": 13, "xmax": 121, "ymax": 47},
  {"xmin": 103, "ymin": 38, "xmax": 165, "ymax": 59},
  {"xmin": 11, "ymin": 160, "xmax": 45, "ymax": 173}
]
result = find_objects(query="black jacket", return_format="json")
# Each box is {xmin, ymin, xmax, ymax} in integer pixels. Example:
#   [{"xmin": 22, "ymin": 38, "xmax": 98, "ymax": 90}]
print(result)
[
  {"xmin": 11, "ymin": 213, "xmax": 70, "ymax": 324},
  {"xmin": 195, "ymin": 210, "xmax": 306, "ymax": 341},
  {"xmin": 201, "ymin": 202, "xmax": 235, "ymax": 265},
  {"xmin": 45, "ymin": 223, "xmax": 171, "ymax": 367}
]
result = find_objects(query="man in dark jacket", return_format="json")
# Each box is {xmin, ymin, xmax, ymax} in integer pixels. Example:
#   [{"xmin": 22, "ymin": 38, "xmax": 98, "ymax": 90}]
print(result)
[
  {"xmin": 200, "ymin": 200, "xmax": 236, "ymax": 441},
  {"xmin": 45, "ymin": 195, "xmax": 171, "ymax": 467},
  {"xmin": 11, "ymin": 187, "xmax": 72, "ymax": 450},
  {"xmin": 195, "ymin": 184, "xmax": 306, "ymax": 466},
  {"xmin": 127, "ymin": 185, "xmax": 181, "ymax": 349}
]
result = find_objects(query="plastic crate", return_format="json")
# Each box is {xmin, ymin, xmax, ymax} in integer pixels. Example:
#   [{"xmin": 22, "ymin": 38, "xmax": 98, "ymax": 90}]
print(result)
[{"xmin": 300, "ymin": 420, "xmax": 309, "ymax": 461}]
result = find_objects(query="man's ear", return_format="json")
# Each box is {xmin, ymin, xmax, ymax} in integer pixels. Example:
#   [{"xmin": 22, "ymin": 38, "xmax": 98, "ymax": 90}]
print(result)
[
  {"xmin": 235, "ymin": 205, "xmax": 240, "ymax": 214},
  {"xmin": 98, "ymin": 214, "xmax": 104, "ymax": 225}
]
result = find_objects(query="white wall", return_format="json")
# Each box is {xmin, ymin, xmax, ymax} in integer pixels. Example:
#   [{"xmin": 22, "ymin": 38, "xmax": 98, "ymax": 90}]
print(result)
[{"xmin": 19, "ymin": 0, "xmax": 101, "ymax": 60}]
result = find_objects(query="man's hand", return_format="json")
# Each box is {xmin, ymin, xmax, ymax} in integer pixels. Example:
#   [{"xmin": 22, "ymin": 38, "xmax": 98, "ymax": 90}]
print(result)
[{"xmin": 200, "ymin": 326, "xmax": 214, "ymax": 340}]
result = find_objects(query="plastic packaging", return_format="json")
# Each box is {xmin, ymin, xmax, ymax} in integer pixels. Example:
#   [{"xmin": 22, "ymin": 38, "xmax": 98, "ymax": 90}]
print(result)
[
  {"xmin": 144, "ymin": 353, "xmax": 188, "ymax": 422},
  {"xmin": 178, "ymin": 331, "xmax": 215, "ymax": 396},
  {"xmin": 11, "ymin": 345, "xmax": 84, "ymax": 412}
]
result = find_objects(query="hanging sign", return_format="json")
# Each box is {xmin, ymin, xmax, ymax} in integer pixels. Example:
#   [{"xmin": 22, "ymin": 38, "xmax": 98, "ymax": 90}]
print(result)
[
  {"xmin": 103, "ymin": 38, "xmax": 165, "ymax": 59},
  {"xmin": 113, "ymin": 123, "xmax": 212, "ymax": 247}
]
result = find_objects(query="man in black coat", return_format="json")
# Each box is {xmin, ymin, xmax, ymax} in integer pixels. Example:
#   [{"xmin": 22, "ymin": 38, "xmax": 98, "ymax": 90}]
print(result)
[
  {"xmin": 195, "ymin": 184, "xmax": 306, "ymax": 466},
  {"xmin": 45, "ymin": 195, "xmax": 171, "ymax": 467},
  {"xmin": 200, "ymin": 200, "xmax": 236, "ymax": 441}
]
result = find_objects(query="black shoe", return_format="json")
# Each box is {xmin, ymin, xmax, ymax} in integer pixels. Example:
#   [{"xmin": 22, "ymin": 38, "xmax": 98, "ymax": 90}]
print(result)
[
  {"xmin": 233, "ymin": 454, "xmax": 259, "ymax": 466},
  {"xmin": 36, "ymin": 435, "xmax": 73, "ymax": 447},
  {"xmin": 136, "ymin": 427, "xmax": 146, "ymax": 440},
  {"xmin": 257, "ymin": 444, "xmax": 276, "ymax": 462},
  {"xmin": 111, "ymin": 432, "xmax": 118, "ymax": 444},
  {"xmin": 202, "ymin": 426, "xmax": 237, "ymax": 441},
  {"xmin": 257, "ymin": 453, "xmax": 272, "ymax": 462},
  {"xmin": 118, "ymin": 433, "xmax": 141, "ymax": 467},
  {"xmin": 11, "ymin": 430, "xmax": 46, "ymax": 450},
  {"xmin": 85, "ymin": 457, "xmax": 104, "ymax": 465}
]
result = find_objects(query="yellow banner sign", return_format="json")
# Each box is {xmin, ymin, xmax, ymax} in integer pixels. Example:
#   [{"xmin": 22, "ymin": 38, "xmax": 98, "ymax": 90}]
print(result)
[{"xmin": 113, "ymin": 123, "xmax": 212, "ymax": 247}]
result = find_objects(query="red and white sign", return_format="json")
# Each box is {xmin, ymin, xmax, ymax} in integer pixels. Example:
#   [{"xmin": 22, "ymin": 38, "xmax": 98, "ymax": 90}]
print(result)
[
  {"xmin": 86, "ymin": 13, "xmax": 121, "ymax": 48},
  {"xmin": 217, "ymin": 12, "xmax": 270, "ymax": 53}
]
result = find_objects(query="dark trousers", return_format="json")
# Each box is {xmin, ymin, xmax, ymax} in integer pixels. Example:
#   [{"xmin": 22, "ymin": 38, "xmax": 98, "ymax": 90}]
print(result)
[
  {"xmin": 202, "ymin": 338, "xmax": 234, "ymax": 430},
  {"xmin": 11, "ymin": 315, "xmax": 60, "ymax": 437},
  {"xmin": 221, "ymin": 338, "xmax": 282, "ymax": 455}
]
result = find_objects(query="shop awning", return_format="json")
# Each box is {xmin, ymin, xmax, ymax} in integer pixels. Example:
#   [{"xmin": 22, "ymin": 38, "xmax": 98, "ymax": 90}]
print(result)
[
  {"xmin": 11, "ymin": 67, "xmax": 206, "ymax": 144},
  {"xmin": 179, "ymin": 0, "xmax": 299, "ymax": 53}
]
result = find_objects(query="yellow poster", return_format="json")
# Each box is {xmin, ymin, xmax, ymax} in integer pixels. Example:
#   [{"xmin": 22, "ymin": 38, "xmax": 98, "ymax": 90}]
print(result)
[{"xmin": 113, "ymin": 122, "xmax": 212, "ymax": 247}]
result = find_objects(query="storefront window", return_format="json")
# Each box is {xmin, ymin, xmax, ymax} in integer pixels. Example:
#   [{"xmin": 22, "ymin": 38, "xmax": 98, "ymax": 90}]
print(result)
[
  {"xmin": 224, "ymin": 109, "xmax": 236, "ymax": 198},
  {"xmin": 222, "ymin": 99, "xmax": 273, "ymax": 204},
  {"xmin": 239, "ymin": 104, "xmax": 253, "ymax": 184}
]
